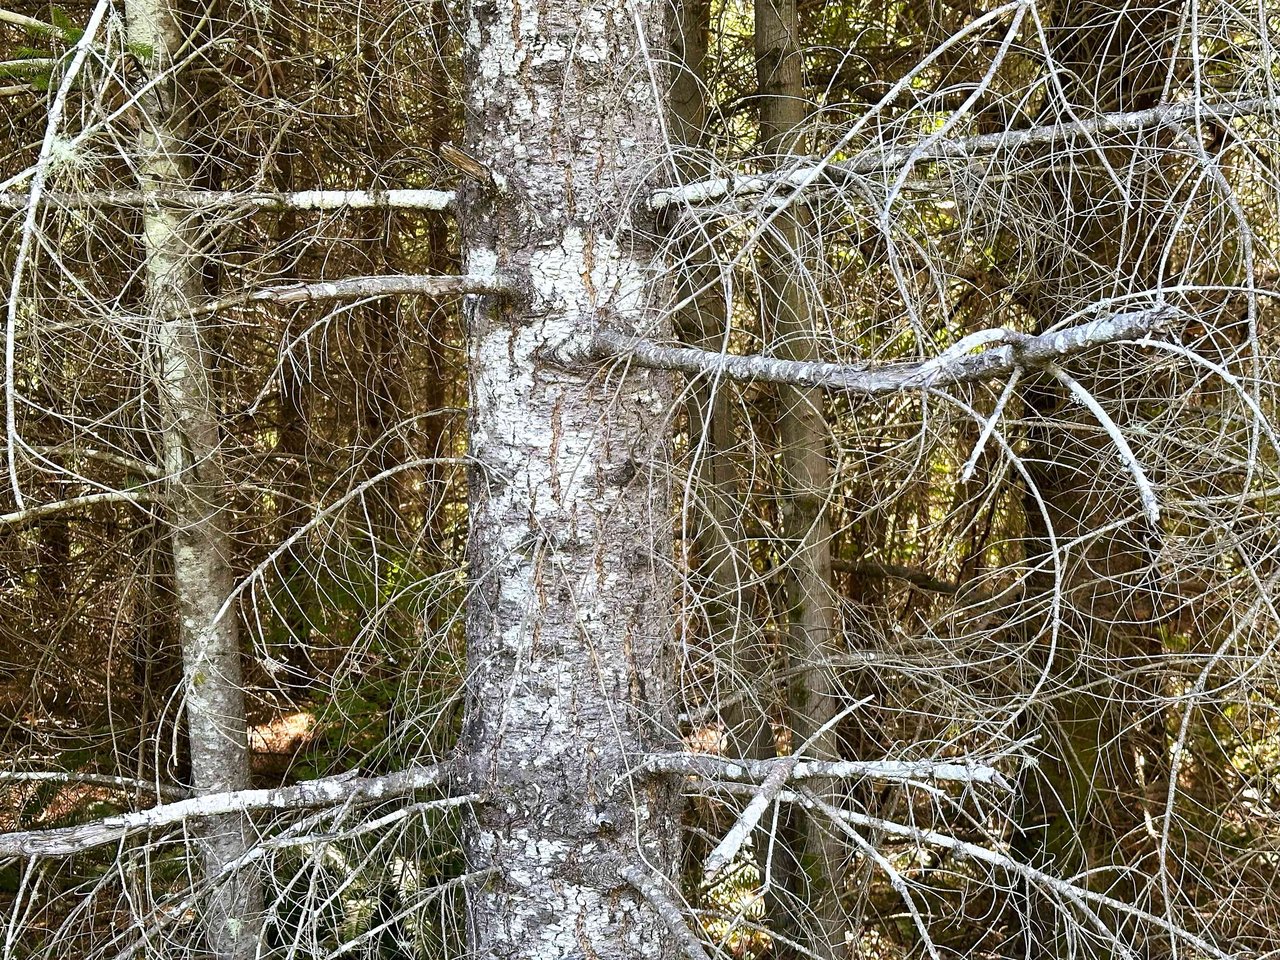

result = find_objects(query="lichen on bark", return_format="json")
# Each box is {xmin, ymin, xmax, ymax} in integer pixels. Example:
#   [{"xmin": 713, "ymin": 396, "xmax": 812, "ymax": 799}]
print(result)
[{"xmin": 456, "ymin": 0, "xmax": 684, "ymax": 956}]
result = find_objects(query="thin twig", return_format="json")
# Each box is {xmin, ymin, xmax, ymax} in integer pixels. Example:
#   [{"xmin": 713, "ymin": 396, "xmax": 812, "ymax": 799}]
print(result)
[{"xmin": 1051, "ymin": 363, "xmax": 1160, "ymax": 525}]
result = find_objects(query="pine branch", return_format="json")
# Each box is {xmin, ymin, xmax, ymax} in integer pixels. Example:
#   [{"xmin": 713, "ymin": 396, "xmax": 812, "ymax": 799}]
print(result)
[
  {"xmin": 593, "ymin": 306, "xmax": 1172, "ymax": 395},
  {"xmin": 0, "ymin": 7, "xmax": 79, "ymax": 42}
]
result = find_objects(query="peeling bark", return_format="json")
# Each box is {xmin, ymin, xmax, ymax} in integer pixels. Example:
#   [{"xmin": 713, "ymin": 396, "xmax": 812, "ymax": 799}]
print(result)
[{"xmin": 455, "ymin": 0, "xmax": 682, "ymax": 956}]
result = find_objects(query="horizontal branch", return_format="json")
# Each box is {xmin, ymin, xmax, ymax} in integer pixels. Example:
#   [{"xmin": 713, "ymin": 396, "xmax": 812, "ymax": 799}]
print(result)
[
  {"xmin": 0, "ymin": 770, "xmax": 187, "ymax": 800},
  {"xmin": 0, "ymin": 763, "xmax": 449, "ymax": 859},
  {"xmin": 0, "ymin": 490, "xmax": 151, "ymax": 528},
  {"xmin": 192, "ymin": 274, "xmax": 515, "ymax": 317},
  {"xmin": 833, "ymin": 558, "xmax": 959, "ymax": 594},
  {"xmin": 28, "ymin": 444, "xmax": 164, "ymax": 479},
  {"xmin": 0, "ymin": 188, "xmax": 456, "ymax": 212},
  {"xmin": 593, "ymin": 306, "xmax": 1171, "ymax": 395},
  {"xmin": 651, "ymin": 96, "xmax": 1277, "ymax": 209},
  {"xmin": 642, "ymin": 752, "xmax": 1011, "ymax": 788}
]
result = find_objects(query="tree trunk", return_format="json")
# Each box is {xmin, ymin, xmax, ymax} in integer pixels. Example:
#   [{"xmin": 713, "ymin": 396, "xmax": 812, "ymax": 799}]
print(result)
[
  {"xmin": 1009, "ymin": 2, "xmax": 1179, "ymax": 955},
  {"xmin": 671, "ymin": 0, "xmax": 774, "ymax": 766},
  {"xmin": 124, "ymin": 0, "xmax": 259, "ymax": 953},
  {"xmin": 755, "ymin": 1, "xmax": 845, "ymax": 955},
  {"xmin": 456, "ymin": 0, "xmax": 682, "ymax": 958}
]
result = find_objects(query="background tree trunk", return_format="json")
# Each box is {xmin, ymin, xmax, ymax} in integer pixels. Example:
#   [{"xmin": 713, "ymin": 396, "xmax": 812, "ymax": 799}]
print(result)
[
  {"xmin": 755, "ymin": 0, "xmax": 845, "ymax": 955},
  {"xmin": 124, "ymin": 0, "xmax": 259, "ymax": 953}
]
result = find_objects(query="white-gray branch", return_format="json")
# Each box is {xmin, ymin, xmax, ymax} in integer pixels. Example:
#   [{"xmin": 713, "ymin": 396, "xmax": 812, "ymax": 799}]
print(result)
[
  {"xmin": 594, "ymin": 307, "xmax": 1172, "ymax": 395},
  {"xmin": 619, "ymin": 865, "xmax": 713, "ymax": 960},
  {"xmin": 0, "ymin": 490, "xmax": 152, "ymax": 528},
  {"xmin": 193, "ymin": 274, "xmax": 515, "ymax": 317},
  {"xmin": 650, "ymin": 96, "xmax": 1278, "ymax": 209},
  {"xmin": 642, "ymin": 752, "xmax": 1012, "ymax": 788},
  {"xmin": 0, "ymin": 764, "xmax": 448, "ymax": 859},
  {"xmin": 0, "ymin": 188, "xmax": 456, "ymax": 212}
]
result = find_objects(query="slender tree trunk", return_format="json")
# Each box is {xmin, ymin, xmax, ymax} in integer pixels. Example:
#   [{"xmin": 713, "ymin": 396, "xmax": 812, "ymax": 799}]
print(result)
[
  {"xmin": 124, "ymin": 0, "xmax": 259, "ymax": 954},
  {"xmin": 1009, "ymin": 2, "xmax": 1178, "ymax": 955},
  {"xmin": 456, "ymin": 1, "xmax": 682, "ymax": 959},
  {"xmin": 755, "ymin": 1, "xmax": 844, "ymax": 956},
  {"xmin": 672, "ymin": 0, "xmax": 773, "ymax": 765}
]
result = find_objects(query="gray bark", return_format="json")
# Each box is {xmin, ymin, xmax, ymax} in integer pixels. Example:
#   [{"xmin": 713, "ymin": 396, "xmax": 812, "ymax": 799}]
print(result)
[
  {"xmin": 455, "ymin": 0, "xmax": 683, "ymax": 957},
  {"xmin": 669, "ymin": 0, "xmax": 774, "ymax": 770},
  {"xmin": 123, "ymin": 0, "xmax": 260, "ymax": 953},
  {"xmin": 754, "ymin": 1, "xmax": 844, "ymax": 953}
]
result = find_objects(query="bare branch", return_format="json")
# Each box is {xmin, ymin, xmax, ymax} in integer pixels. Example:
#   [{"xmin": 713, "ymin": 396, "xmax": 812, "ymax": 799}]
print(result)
[
  {"xmin": 0, "ymin": 188, "xmax": 456, "ymax": 212},
  {"xmin": 641, "ymin": 753, "xmax": 1012, "ymax": 788},
  {"xmin": 0, "ymin": 764, "xmax": 450, "ymax": 859},
  {"xmin": 0, "ymin": 490, "xmax": 152, "ymax": 528},
  {"xmin": 620, "ymin": 864, "xmax": 713, "ymax": 960},
  {"xmin": 192, "ymin": 274, "xmax": 516, "ymax": 317},
  {"xmin": 5, "ymin": 0, "xmax": 111, "ymax": 512},
  {"xmin": 651, "ymin": 97, "xmax": 1279, "ymax": 209},
  {"xmin": 1051, "ymin": 363, "xmax": 1161, "ymax": 525},
  {"xmin": 832, "ymin": 558, "xmax": 960, "ymax": 594},
  {"xmin": 0, "ymin": 770, "xmax": 187, "ymax": 800},
  {"xmin": 701, "ymin": 781, "xmax": 1233, "ymax": 960},
  {"xmin": 594, "ymin": 307, "xmax": 1172, "ymax": 395},
  {"xmin": 701, "ymin": 755, "xmax": 799, "ymax": 880},
  {"xmin": 28, "ymin": 445, "xmax": 164, "ymax": 479}
]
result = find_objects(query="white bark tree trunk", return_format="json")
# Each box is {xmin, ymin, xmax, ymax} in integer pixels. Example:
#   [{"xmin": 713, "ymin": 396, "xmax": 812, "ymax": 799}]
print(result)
[
  {"xmin": 123, "ymin": 0, "xmax": 260, "ymax": 955},
  {"xmin": 456, "ymin": 0, "xmax": 683, "ymax": 956}
]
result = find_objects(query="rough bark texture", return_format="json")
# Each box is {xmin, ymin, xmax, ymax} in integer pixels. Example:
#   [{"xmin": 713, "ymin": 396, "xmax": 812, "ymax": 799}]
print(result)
[
  {"xmin": 124, "ymin": 0, "xmax": 259, "ymax": 953},
  {"xmin": 456, "ymin": 0, "xmax": 682, "ymax": 958},
  {"xmin": 755, "ymin": 0, "xmax": 844, "ymax": 955}
]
